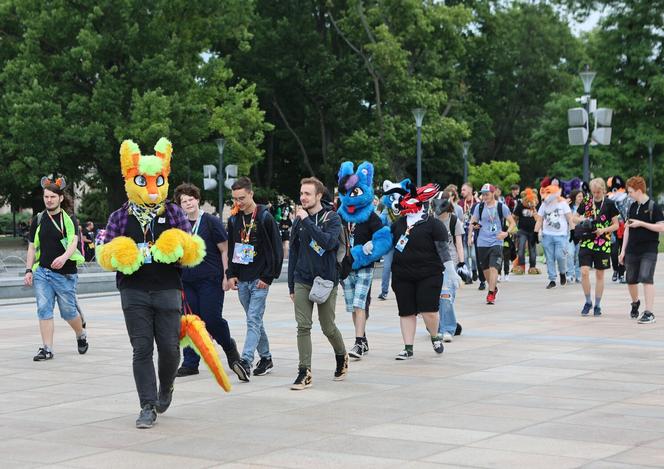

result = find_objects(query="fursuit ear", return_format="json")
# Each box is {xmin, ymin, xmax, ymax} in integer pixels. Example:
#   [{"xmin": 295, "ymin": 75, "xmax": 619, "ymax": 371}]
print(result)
[
  {"xmin": 40, "ymin": 176, "xmax": 51, "ymax": 189},
  {"xmin": 154, "ymin": 137, "xmax": 173, "ymax": 177},
  {"xmin": 337, "ymin": 161, "xmax": 355, "ymax": 184},
  {"xmin": 400, "ymin": 178, "xmax": 412, "ymax": 190},
  {"xmin": 120, "ymin": 140, "xmax": 141, "ymax": 179},
  {"xmin": 356, "ymin": 161, "xmax": 374, "ymax": 187},
  {"xmin": 40, "ymin": 176, "xmax": 67, "ymax": 190}
]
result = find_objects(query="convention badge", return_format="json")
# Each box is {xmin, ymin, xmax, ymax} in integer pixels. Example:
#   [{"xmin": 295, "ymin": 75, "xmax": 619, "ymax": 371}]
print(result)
[
  {"xmin": 309, "ymin": 239, "xmax": 325, "ymax": 256},
  {"xmin": 137, "ymin": 242, "xmax": 152, "ymax": 264},
  {"xmin": 395, "ymin": 234, "xmax": 409, "ymax": 252},
  {"xmin": 349, "ymin": 234, "xmax": 355, "ymax": 247},
  {"xmin": 232, "ymin": 243, "xmax": 255, "ymax": 265},
  {"xmin": 490, "ymin": 224, "xmax": 498, "ymax": 233},
  {"xmin": 158, "ymin": 217, "xmax": 166, "ymax": 224}
]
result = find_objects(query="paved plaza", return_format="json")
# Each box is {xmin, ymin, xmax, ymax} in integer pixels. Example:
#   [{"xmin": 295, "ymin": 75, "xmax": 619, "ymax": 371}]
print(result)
[{"xmin": 1, "ymin": 262, "xmax": 664, "ymax": 468}]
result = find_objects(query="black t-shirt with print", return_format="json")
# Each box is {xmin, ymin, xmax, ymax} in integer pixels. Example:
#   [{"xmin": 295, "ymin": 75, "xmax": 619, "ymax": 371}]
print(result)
[
  {"xmin": 626, "ymin": 199, "xmax": 664, "ymax": 255},
  {"xmin": 390, "ymin": 215, "xmax": 447, "ymax": 280},
  {"xmin": 344, "ymin": 212, "xmax": 383, "ymax": 267},
  {"xmin": 513, "ymin": 201, "xmax": 537, "ymax": 232},
  {"xmin": 576, "ymin": 197, "xmax": 620, "ymax": 252},
  {"xmin": 29, "ymin": 212, "xmax": 79, "ymax": 275}
]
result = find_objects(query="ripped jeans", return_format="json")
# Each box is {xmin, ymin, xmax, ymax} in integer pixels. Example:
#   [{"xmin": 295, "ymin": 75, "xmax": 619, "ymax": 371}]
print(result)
[{"xmin": 438, "ymin": 270, "xmax": 458, "ymax": 335}]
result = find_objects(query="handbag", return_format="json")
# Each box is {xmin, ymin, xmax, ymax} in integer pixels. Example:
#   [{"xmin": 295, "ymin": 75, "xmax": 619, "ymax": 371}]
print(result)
[{"xmin": 309, "ymin": 276, "xmax": 334, "ymax": 304}]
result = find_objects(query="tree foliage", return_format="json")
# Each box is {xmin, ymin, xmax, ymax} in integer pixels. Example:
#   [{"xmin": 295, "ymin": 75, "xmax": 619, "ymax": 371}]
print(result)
[{"xmin": 468, "ymin": 160, "xmax": 521, "ymax": 194}]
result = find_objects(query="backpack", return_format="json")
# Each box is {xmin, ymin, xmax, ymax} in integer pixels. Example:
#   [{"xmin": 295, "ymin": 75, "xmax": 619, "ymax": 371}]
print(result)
[{"xmin": 478, "ymin": 202, "xmax": 506, "ymax": 230}]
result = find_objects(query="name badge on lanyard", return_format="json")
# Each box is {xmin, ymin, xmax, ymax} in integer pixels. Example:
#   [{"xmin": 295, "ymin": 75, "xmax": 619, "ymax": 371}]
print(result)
[
  {"xmin": 191, "ymin": 210, "xmax": 204, "ymax": 235},
  {"xmin": 48, "ymin": 212, "xmax": 68, "ymax": 249},
  {"xmin": 395, "ymin": 226, "xmax": 412, "ymax": 252}
]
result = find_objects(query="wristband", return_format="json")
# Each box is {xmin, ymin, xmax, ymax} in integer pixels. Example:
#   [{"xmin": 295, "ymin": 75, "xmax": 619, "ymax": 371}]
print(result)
[{"xmin": 25, "ymin": 268, "xmax": 33, "ymax": 274}]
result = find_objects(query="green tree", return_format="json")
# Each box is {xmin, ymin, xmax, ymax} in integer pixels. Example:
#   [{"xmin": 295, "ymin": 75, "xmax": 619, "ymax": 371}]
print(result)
[
  {"xmin": 0, "ymin": 0, "xmax": 270, "ymax": 212},
  {"xmin": 468, "ymin": 160, "xmax": 521, "ymax": 193}
]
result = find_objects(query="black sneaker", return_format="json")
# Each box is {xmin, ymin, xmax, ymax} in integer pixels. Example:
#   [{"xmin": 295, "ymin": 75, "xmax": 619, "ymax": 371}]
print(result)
[
  {"xmin": 33, "ymin": 347, "xmax": 53, "ymax": 361},
  {"xmin": 455, "ymin": 322, "xmax": 463, "ymax": 336},
  {"xmin": 612, "ymin": 271, "xmax": 619, "ymax": 282},
  {"xmin": 77, "ymin": 336, "xmax": 89, "ymax": 355},
  {"xmin": 630, "ymin": 300, "xmax": 640, "ymax": 319},
  {"xmin": 348, "ymin": 343, "xmax": 364, "ymax": 360},
  {"xmin": 581, "ymin": 303, "xmax": 592, "ymax": 316},
  {"xmin": 253, "ymin": 357, "xmax": 274, "ymax": 376},
  {"xmin": 560, "ymin": 274, "xmax": 567, "ymax": 286},
  {"xmin": 546, "ymin": 281, "xmax": 556, "ymax": 289},
  {"xmin": 155, "ymin": 386, "xmax": 173, "ymax": 414},
  {"xmin": 638, "ymin": 311, "xmax": 656, "ymax": 324},
  {"xmin": 333, "ymin": 353, "xmax": 349, "ymax": 381},
  {"xmin": 136, "ymin": 405, "xmax": 157, "ymax": 429},
  {"xmin": 237, "ymin": 359, "xmax": 251, "ymax": 382},
  {"xmin": 472, "ymin": 271, "xmax": 478, "ymax": 281},
  {"xmin": 431, "ymin": 336, "xmax": 445, "ymax": 354},
  {"xmin": 378, "ymin": 293, "xmax": 387, "ymax": 301},
  {"xmin": 619, "ymin": 275, "xmax": 627, "ymax": 284},
  {"xmin": 593, "ymin": 306, "xmax": 602, "ymax": 316},
  {"xmin": 478, "ymin": 281, "xmax": 486, "ymax": 291},
  {"xmin": 176, "ymin": 366, "xmax": 199, "ymax": 377},
  {"xmin": 395, "ymin": 349, "xmax": 414, "ymax": 360},
  {"xmin": 290, "ymin": 368, "xmax": 312, "ymax": 390},
  {"xmin": 362, "ymin": 340, "xmax": 369, "ymax": 354}
]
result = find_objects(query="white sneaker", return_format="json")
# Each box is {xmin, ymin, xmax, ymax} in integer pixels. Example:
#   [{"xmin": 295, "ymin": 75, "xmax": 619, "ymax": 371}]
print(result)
[
  {"xmin": 498, "ymin": 274, "xmax": 504, "ymax": 282},
  {"xmin": 504, "ymin": 274, "xmax": 511, "ymax": 282},
  {"xmin": 442, "ymin": 332, "xmax": 453, "ymax": 342}
]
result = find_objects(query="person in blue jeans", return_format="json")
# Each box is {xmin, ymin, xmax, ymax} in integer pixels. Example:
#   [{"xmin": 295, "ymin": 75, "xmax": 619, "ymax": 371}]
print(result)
[
  {"xmin": 566, "ymin": 190, "xmax": 583, "ymax": 283},
  {"xmin": 226, "ymin": 177, "xmax": 284, "ymax": 380},
  {"xmin": 536, "ymin": 184, "xmax": 573, "ymax": 289},
  {"xmin": 174, "ymin": 183, "xmax": 247, "ymax": 382}
]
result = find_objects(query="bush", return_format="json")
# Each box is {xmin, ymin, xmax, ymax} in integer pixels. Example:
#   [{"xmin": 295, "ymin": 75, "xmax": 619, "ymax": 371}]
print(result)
[{"xmin": 0, "ymin": 212, "xmax": 32, "ymax": 235}]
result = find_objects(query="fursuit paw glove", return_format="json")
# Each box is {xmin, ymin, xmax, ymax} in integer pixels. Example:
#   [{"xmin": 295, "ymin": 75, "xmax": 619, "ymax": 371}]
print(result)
[
  {"xmin": 443, "ymin": 260, "xmax": 461, "ymax": 289},
  {"xmin": 362, "ymin": 240, "xmax": 374, "ymax": 256},
  {"xmin": 96, "ymin": 236, "xmax": 143, "ymax": 275},
  {"xmin": 456, "ymin": 262, "xmax": 471, "ymax": 282}
]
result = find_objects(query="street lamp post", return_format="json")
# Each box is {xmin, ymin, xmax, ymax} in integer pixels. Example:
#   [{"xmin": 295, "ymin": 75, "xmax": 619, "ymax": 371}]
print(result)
[
  {"xmin": 579, "ymin": 66, "xmax": 596, "ymax": 183},
  {"xmin": 648, "ymin": 141, "xmax": 654, "ymax": 198},
  {"xmin": 215, "ymin": 138, "xmax": 225, "ymax": 217},
  {"xmin": 462, "ymin": 141, "xmax": 470, "ymax": 184},
  {"xmin": 412, "ymin": 108, "xmax": 426, "ymax": 186}
]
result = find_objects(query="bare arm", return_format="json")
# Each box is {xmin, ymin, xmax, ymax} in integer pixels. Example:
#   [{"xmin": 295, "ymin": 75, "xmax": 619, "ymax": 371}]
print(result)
[{"xmin": 455, "ymin": 235, "xmax": 464, "ymax": 263}]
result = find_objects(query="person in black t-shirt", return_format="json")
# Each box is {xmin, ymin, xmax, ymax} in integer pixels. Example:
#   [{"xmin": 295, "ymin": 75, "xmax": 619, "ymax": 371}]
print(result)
[
  {"xmin": 619, "ymin": 177, "xmax": 664, "ymax": 324},
  {"xmin": 573, "ymin": 178, "xmax": 620, "ymax": 316},
  {"xmin": 512, "ymin": 188, "xmax": 539, "ymax": 275},
  {"xmin": 24, "ymin": 180, "xmax": 88, "ymax": 362},
  {"xmin": 173, "ymin": 183, "xmax": 247, "ymax": 382},
  {"xmin": 226, "ymin": 177, "xmax": 284, "ymax": 379}
]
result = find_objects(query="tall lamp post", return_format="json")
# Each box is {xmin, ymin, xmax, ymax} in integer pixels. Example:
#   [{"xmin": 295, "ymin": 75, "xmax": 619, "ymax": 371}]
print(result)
[
  {"xmin": 462, "ymin": 141, "xmax": 470, "ymax": 184},
  {"xmin": 648, "ymin": 141, "xmax": 654, "ymax": 198},
  {"xmin": 412, "ymin": 108, "xmax": 426, "ymax": 186},
  {"xmin": 215, "ymin": 138, "xmax": 225, "ymax": 217},
  {"xmin": 579, "ymin": 66, "xmax": 596, "ymax": 183}
]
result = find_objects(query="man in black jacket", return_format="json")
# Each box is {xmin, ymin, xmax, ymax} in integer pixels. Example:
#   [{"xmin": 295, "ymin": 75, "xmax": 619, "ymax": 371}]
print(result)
[
  {"xmin": 227, "ymin": 177, "xmax": 284, "ymax": 379},
  {"xmin": 288, "ymin": 177, "xmax": 348, "ymax": 390}
]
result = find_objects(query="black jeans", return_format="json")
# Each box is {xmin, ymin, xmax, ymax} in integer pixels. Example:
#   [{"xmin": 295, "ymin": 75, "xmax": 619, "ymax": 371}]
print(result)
[
  {"xmin": 182, "ymin": 278, "xmax": 234, "ymax": 369},
  {"xmin": 120, "ymin": 288, "xmax": 182, "ymax": 408},
  {"xmin": 517, "ymin": 231, "xmax": 537, "ymax": 268}
]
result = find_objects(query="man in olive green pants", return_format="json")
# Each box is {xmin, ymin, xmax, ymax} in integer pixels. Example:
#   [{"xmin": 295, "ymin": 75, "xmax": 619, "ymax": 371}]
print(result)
[{"xmin": 288, "ymin": 177, "xmax": 348, "ymax": 390}]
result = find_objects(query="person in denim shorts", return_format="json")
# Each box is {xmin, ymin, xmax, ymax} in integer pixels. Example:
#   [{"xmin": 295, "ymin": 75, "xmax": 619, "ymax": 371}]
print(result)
[
  {"xmin": 24, "ymin": 180, "xmax": 88, "ymax": 361},
  {"xmin": 619, "ymin": 176, "xmax": 664, "ymax": 324}
]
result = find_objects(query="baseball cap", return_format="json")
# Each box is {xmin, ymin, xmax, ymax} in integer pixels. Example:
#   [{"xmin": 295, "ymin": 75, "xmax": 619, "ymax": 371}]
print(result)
[{"xmin": 480, "ymin": 183, "xmax": 495, "ymax": 193}]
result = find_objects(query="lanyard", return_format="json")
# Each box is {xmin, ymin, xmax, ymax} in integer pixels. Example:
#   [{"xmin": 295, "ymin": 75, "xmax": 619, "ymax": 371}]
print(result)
[
  {"xmin": 591, "ymin": 198, "xmax": 605, "ymax": 219},
  {"xmin": 241, "ymin": 208, "xmax": 257, "ymax": 243},
  {"xmin": 141, "ymin": 218, "xmax": 155, "ymax": 244},
  {"xmin": 191, "ymin": 210, "xmax": 204, "ymax": 235},
  {"xmin": 314, "ymin": 210, "xmax": 330, "ymax": 227},
  {"xmin": 47, "ymin": 211, "xmax": 64, "ymax": 237},
  {"xmin": 347, "ymin": 222, "xmax": 356, "ymax": 235}
]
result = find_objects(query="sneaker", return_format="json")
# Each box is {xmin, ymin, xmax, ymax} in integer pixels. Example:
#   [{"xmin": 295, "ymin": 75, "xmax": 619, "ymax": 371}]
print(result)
[
  {"xmin": 560, "ymin": 274, "xmax": 567, "ymax": 286},
  {"xmin": 378, "ymin": 293, "xmax": 387, "ymax": 301},
  {"xmin": 454, "ymin": 322, "xmax": 463, "ymax": 336},
  {"xmin": 155, "ymin": 385, "xmax": 173, "ymax": 414},
  {"xmin": 176, "ymin": 366, "xmax": 199, "ymax": 377},
  {"xmin": 136, "ymin": 405, "xmax": 157, "ymax": 429},
  {"xmin": 612, "ymin": 271, "xmax": 619, "ymax": 282},
  {"xmin": 546, "ymin": 281, "xmax": 556, "ymax": 289},
  {"xmin": 464, "ymin": 278, "xmax": 473, "ymax": 285},
  {"xmin": 395, "ymin": 349, "xmax": 414, "ymax": 360},
  {"xmin": 619, "ymin": 275, "xmax": 627, "ymax": 284},
  {"xmin": 581, "ymin": 302, "xmax": 592, "ymax": 316},
  {"xmin": 630, "ymin": 300, "xmax": 641, "ymax": 319},
  {"xmin": 472, "ymin": 271, "xmax": 478, "ymax": 281},
  {"xmin": 237, "ymin": 359, "xmax": 251, "ymax": 382},
  {"xmin": 593, "ymin": 305, "xmax": 602, "ymax": 316},
  {"xmin": 486, "ymin": 291, "xmax": 496, "ymax": 305},
  {"xmin": 478, "ymin": 281, "xmax": 486, "ymax": 291},
  {"xmin": 348, "ymin": 343, "xmax": 364, "ymax": 360},
  {"xmin": 498, "ymin": 274, "xmax": 504, "ymax": 282},
  {"xmin": 362, "ymin": 340, "xmax": 369, "ymax": 354},
  {"xmin": 33, "ymin": 347, "xmax": 53, "ymax": 361},
  {"xmin": 290, "ymin": 367, "xmax": 312, "ymax": 390},
  {"xmin": 333, "ymin": 353, "xmax": 349, "ymax": 381},
  {"xmin": 504, "ymin": 274, "xmax": 511, "ymax": 282},
  {"xmin": 442, "ymin": 332, "xmax": 453, "ymax": 343},
  {"xmin": 575, "ymin": 278, "xmax": 581, "ymax": 284},
  {"xmin": 77, "ymin": 336, "xmax": 89, "ymax": 355},
  {"xmin": 638, "ymin": 311, "xmax": 656, "ymax": 324},
  {"xmin": 431, "ymin": 336, "xmax": 445, "ymax": 354},
  {"xmin": 253, "ymin": 357, "xmax": 274, "ymax": 376}
]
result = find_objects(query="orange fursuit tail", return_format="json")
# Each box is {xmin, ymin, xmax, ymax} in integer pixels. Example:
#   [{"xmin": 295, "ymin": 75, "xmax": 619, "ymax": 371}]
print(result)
[{"xmin": 179, "ymin": 314, "xmax": 232, "ymax": 392}]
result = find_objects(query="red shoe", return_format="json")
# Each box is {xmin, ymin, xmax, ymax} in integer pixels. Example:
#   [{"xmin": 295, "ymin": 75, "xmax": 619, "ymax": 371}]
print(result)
[{"xmin": 486, "ymin": 291, "xmax": 496, "ymax": 305}]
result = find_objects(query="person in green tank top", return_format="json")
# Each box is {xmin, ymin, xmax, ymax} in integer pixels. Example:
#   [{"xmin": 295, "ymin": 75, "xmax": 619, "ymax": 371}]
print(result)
[{"xmin": 24, "ymin": 179, "xmax": 88, "ymax": 362}]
